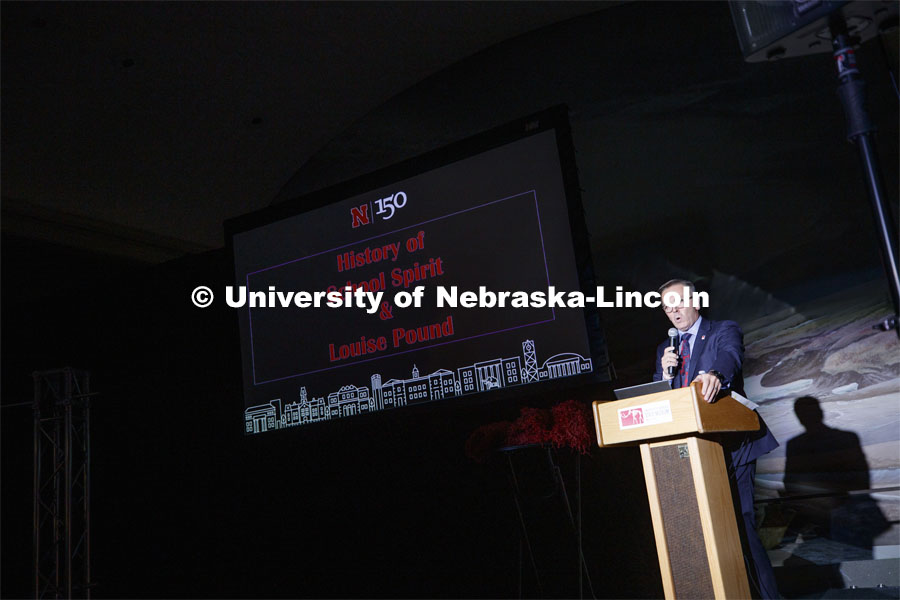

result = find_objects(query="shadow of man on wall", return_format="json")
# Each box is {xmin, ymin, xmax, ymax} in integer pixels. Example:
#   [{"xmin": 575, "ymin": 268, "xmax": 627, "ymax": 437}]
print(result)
[{"xmin": 778, "ymin": 396, "xmax": 890, "ymax": 593}]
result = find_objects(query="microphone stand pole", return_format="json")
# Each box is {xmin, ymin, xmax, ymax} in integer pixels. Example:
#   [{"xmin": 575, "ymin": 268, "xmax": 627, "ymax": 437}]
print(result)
[{"xmin": 829, "ymin": 13, "xmax": 900, "ymax": 337}]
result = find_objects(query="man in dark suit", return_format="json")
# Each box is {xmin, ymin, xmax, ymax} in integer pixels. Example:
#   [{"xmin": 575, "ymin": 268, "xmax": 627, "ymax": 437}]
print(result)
[{"xmin": 652, "ymin": 278, "xmax": 780, "ymax": 599}]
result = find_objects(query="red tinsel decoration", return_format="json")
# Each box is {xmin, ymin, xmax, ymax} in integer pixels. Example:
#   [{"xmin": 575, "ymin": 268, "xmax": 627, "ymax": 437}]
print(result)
[
  {"xmin": 464, "ymin": 420, "xmax": 512, "ymax": 463},
  {"xmin": 505, "ymin": 406, "xmax": 553, "ymax": 447},
  {"xmin": 464, "ymin": 400, "xmax": 594, "ymax": 462},
  {"xmin": 548, "ymin": 399, "xmax": 593, "ymax": 455}
]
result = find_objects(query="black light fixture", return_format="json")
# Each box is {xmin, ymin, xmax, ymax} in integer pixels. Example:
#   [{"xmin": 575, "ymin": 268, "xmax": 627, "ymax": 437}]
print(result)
[
  {"xmin": 729, "ymin": 0, "xmax": 897, "ymax": 61},
  {"xmin": 730, "ymin": 0, "xmax": 900, "ymax": 335}
]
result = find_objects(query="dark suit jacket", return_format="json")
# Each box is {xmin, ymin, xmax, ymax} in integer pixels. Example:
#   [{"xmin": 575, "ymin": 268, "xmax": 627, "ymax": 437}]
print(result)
[{"xmin": 652, "ymin": 317, "xmax": 778, "ymax": 465}]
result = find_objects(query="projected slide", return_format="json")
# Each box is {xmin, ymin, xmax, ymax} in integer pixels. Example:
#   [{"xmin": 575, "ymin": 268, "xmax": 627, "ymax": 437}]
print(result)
[{"xmin": 231, "ymin": 124, "xmax": 598, "ymax": 435}]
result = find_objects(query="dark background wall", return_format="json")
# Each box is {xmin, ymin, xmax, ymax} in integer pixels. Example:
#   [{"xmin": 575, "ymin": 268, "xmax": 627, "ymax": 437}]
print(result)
[
  {"xmin": 2, "ymin": 2, "xmax": 898, "ymax": 598},
  {"xmin": 1, "ymin": 246, "xmax": 661, "ymax": 598}
]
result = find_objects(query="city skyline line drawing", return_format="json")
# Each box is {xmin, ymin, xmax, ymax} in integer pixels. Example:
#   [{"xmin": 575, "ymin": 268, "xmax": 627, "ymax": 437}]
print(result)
[{"xmin": 245, "ymin": 338, "xmax": 592, "ymax": 435}]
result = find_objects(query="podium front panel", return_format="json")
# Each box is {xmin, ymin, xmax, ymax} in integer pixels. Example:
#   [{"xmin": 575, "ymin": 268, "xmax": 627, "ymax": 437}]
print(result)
[
  {"xmin": 640, "ymin": 437, "xmax": 751, "ymax": 600},
  {"xmin": 650, "ymin": 442, "xmax": 715, "ymax": 598}
]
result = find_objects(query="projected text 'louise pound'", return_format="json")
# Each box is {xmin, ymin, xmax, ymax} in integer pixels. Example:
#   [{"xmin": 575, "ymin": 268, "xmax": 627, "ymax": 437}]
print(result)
[
  {"xmin": 245, "ymin": 190, "xmax": 552, "ymax": 385},
  {"xmin": 328, "ymin": 316, "xmax": 455, "ymax": 363}
]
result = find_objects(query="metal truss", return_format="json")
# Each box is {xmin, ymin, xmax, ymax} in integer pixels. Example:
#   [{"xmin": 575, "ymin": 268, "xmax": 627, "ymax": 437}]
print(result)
[{"xmin": 33, "ymin": 368, "xmax": 92, "ymax": 599}]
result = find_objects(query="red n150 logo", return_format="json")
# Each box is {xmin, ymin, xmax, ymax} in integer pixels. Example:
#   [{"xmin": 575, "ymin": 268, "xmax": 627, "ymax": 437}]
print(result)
[{"xmin": 351, "ymin": 192, "xmax": 407, "ymax": 228}]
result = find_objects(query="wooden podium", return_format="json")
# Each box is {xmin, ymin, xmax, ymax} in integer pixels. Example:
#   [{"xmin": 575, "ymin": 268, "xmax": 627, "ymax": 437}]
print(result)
[{"xmin": 592, "ymin": 383, "xmax": 760, "ymax": 599}]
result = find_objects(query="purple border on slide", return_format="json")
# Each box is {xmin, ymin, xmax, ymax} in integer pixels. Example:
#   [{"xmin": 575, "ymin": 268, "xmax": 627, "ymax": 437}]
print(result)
[{"xmin": 245, "ymin": 190, "xmax": 554, "ymax": 386}]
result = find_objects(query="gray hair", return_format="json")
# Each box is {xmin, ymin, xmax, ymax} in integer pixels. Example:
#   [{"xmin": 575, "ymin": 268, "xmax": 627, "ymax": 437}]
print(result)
[{"xmin": 657, "ymin": 278, "xmax": 695, "ymax": 295}]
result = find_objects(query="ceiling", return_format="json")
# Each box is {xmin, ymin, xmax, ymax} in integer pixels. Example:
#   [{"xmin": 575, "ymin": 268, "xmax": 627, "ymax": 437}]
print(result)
[
  {"xmin": 2, "ymin": 0, "xmax": 897, "ymax": 313},
  {"xmin": 1, "ymin": 1, "xmax": 614, "ymax": 263}
]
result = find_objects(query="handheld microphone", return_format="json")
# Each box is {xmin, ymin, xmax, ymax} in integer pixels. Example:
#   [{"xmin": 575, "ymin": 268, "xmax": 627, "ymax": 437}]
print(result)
[{"xmin": 667, "ymin": 327, "xmax": 678, "ymax": 377}]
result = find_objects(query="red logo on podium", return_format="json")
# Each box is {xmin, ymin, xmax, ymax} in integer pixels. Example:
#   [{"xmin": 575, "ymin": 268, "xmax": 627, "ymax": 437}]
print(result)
[{"xmin": 619, "ymin": 408, "xmax": 644, "ymax": 428}]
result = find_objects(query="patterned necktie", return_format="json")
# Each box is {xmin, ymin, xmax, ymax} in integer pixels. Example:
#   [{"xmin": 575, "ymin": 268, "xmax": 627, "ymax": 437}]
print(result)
[{"xmin": 678, "ymin": 333, "xmax": 692, "ymax": 388}]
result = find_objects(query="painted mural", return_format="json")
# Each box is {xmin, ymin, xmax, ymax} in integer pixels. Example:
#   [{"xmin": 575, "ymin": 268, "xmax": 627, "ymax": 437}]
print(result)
[{"xmin": 745, "ymin": 280, "xmax": 899, "ymax": 583}]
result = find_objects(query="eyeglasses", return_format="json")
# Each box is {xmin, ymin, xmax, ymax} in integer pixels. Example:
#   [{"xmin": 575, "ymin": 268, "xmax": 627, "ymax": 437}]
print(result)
[{"xmin": 663, "ymin": 302, "xmax": 686, "ymax": 313}]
